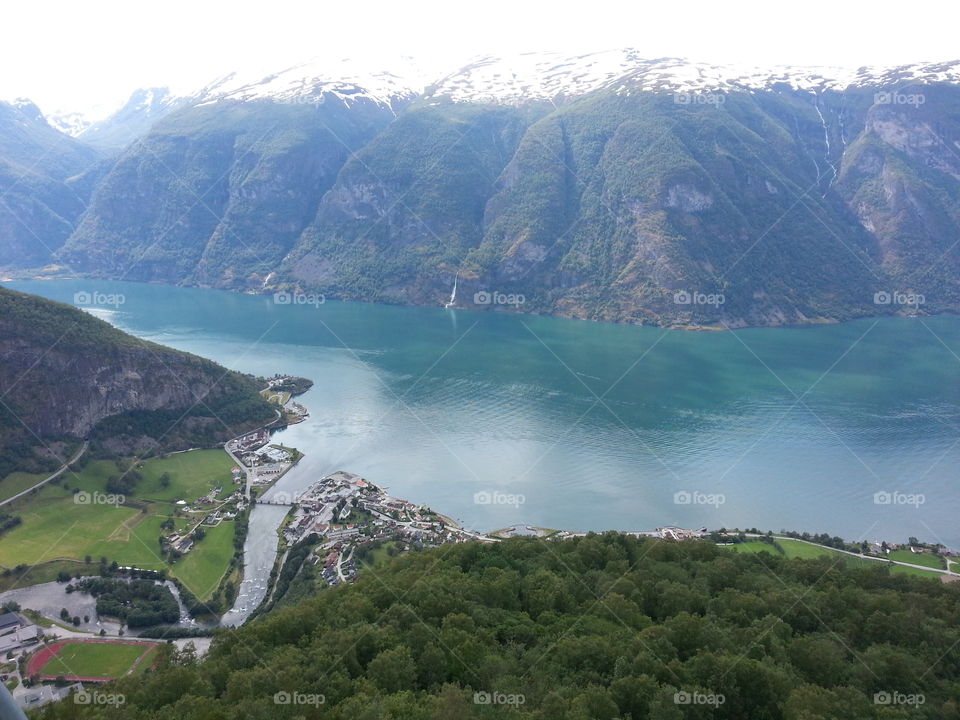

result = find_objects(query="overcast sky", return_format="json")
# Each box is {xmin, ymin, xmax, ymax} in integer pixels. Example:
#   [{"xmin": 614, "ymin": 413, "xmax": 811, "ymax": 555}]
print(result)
[{"xmin": 4, "ymin": 0, "xmax": 960, "ymax": 115}]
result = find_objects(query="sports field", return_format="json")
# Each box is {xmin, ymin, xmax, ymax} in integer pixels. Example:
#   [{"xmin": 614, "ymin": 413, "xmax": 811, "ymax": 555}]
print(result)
[{"xmin": 28, "ymin": 639, "xmax": 158, "ymax": 681}]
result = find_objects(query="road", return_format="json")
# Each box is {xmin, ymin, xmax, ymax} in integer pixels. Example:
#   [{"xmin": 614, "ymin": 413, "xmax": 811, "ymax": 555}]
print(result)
[{"xmin": 0, "ymin": 441, "xmax": 88, "ymax": 507}]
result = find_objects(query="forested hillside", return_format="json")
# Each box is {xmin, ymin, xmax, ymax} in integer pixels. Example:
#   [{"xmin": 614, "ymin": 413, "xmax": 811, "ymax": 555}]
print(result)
[
  {"xmin": 33, "ymin": 534, "xmax": 960, "ymax": 719},
  {"xmin": 0, "ymin": 287, "xmax": 274, "ymax": 478}
]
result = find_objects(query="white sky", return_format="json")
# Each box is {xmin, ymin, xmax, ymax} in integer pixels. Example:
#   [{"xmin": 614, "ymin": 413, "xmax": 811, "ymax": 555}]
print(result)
[{"xmin": 3, "ymin": 0, "xmax": 960, "ymax": 115}]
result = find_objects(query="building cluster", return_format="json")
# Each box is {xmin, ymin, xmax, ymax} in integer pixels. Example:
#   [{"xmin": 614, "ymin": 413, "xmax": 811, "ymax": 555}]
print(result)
[
  {"xmin": 161, "ymin": 491, "xmax": 246, "ymax": 557},
  {"xmin": 655, "ymin": 526, "xmax": 708, "ymax": 541},
  {"xmin": 0, "ymin": 611, "xmax": 42, "ymax": 654},
  {"xmin": 281, "ymin": 472, "xmax": 492, "ymax": 589},
  {"xmin": 226, "ymin": 429, "xmax": 297, "ymax": 489},
  {"xmin": 0, "ymin": 611, "xmax": 61, "ymax": 710}
]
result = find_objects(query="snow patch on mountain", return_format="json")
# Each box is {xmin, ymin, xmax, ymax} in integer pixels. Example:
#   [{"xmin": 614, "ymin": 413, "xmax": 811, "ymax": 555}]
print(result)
[
  {"xmin": 424, "ymin": 51, "xmax": 960, "ymax": 103},
  {"xmin": 194, "ymin": 56, "xmax": 429, "ymax": 109}
]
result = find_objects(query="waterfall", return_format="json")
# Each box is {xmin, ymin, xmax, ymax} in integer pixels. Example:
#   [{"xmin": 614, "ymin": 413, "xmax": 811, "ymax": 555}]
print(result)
[
  {"xmin": 813, "ymin": 97, "xmax": 837, "ymax": 187},
  {"xmin": 444, "ymin": 271, "xmax": 459, "ymax": 308}
]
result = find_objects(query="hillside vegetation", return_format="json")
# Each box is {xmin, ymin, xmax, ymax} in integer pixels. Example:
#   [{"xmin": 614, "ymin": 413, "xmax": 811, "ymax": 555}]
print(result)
[
  {"xmin": 0, "ymin": 287, "xmax": 274, "ymax": 478},
  {"xmin": 33, "ymin": 534, "xmax": 960, "ymax": 719}
]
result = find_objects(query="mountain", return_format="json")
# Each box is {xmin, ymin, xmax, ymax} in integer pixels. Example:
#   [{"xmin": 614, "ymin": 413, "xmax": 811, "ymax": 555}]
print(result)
[
  {"xmin": 0, "ymin": 99, "xmax": 103, "ymax": 268},
  {"xmin": 0, "ymin": 286, "xmax": 274, "ymax": 479},
  {"xmin": 54, "ymin": 65, "xmax": 411, "ymax": 286},
  {"xmin": 29, "ymin": 533, "xmax": 960, "ymax": 719},
  {"xmin": 10, "ymin": 52, "xmax": 960, "ymax": 326},
  {"xmin": 71, "ymin": 87, "xmax": 190, "ymax": 151}
]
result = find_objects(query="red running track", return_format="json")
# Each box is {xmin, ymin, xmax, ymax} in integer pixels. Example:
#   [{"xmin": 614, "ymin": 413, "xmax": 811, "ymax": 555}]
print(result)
[{"xmin": 26, "ymin": 638, "xmax": 158, "ymax": 681}]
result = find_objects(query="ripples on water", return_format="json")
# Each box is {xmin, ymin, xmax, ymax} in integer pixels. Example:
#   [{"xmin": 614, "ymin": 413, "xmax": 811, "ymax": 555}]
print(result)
[{"xmin": 7, "ymin": 279, "xmax": 960, "ymax": 548}]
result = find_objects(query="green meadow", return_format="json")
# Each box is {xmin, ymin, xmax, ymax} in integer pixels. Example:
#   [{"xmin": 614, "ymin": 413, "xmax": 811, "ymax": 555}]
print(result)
[
  {"xmin": 0, "ymin": 450, "xmax": 238, "ymax": 600},
  {"xmin": 725, "ymin": 537, "xmax": 944, "ymax": 577}
]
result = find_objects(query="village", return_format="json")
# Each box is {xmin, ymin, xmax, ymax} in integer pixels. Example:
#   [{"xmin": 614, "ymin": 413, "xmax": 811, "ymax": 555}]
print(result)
[{"xmin": 280, "ymin": 472, "xmax": 493, "ymax": 588}]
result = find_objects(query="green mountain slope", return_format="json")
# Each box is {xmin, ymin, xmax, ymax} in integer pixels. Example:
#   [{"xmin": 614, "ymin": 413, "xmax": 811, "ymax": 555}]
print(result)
[
  {"xmin": 0, "ymin": 287, "xmax": 273, "ymax": 478},
  {"xmin": 56, "ymin": 97, "xmax": 401, "ymax": 287}
]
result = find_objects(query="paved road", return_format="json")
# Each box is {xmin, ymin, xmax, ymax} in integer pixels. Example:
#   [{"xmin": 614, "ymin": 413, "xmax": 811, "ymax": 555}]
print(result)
[{"xmin": 0, "ymin": 441, "xmax": 88, "ymax": 507}]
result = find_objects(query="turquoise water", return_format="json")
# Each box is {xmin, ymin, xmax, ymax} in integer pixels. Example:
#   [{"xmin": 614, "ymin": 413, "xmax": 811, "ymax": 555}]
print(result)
[{"xmin": 8, "ymin": 279, "xmax": 960, "ymax": 547}]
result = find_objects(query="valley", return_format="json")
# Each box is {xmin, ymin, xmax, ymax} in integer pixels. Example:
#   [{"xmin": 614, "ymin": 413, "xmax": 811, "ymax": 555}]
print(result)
[{"xmin": 3, "ymin": 28, "xmax": 960, "ymax": 716}]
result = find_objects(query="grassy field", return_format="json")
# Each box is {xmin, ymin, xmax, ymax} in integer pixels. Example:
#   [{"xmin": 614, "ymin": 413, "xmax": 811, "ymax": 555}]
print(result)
[
  {"xmin": 728, "ymin": 541, "xmax": 781, "ymax": 555},
  {"xmin": 361, "ymin": 541, "xmax": 404, "ymax": 569},
  {"xmin": 39, "ymin": 641, "xmax": 152, "ymax": 678},
  {"xmin": 890, "ymin": 564, "xmax": 943, "ymax": 579},
  {"xmin": 887, "ymin": 549, "xmax": 945, "ymax": 570},
  {"xmin": 261, "ymin": 389, "xmax": 291, "ymax": 406},
  {"xmin": 0, "ymin": 470, "xmax": 49, "ymax": 503},
  {"xmin": 135, "ymin": 450, "xmax": 235, "ymax": 502},
  {"xmin": 0, "ymin": 451, "xmax": 239, "ymax": 597},
  {"xmin": 130, "ymin": 645, "xmax": 160, "ymax": 675},
  {"xmin": 0, "ymin": 559, "xmax": 98, "ymax": 593},
  {"xmin": 725, "ymin": 538, "xmax": 950, "ymax": 577},
  {"xmin": 172, "ymin": 520, "xmax": 236, "ymax": 601}
]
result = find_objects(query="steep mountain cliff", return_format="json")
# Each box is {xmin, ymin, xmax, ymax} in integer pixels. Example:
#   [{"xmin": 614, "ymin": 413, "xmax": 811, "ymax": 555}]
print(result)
[
  {"xmin": 0, "ymin": 99, "xmax": 102, "ymax": 268},
  {"xmin": 0, "ymin": 287, "xmax": 274, "ymax": 478},
  {"xmin": 7, "ymin": 52, "xmax": 960, "ymax": 327},
  {"xmin": 57, "ymin": 95, "xmax": 403, "ymax": 287}
]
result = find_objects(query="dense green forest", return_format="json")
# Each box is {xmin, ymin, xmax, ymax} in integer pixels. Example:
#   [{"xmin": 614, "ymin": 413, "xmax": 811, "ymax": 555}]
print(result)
[
  {"xmin": 71, "ymin": 578, "xmax": 180, "ymax": 628},
  {"xmin": 32, "ymin": 534, "xmax": 960, "ymax": 719}
]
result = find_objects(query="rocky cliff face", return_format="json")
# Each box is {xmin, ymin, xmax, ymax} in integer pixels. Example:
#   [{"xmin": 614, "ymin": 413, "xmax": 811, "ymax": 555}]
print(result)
[
  {"xmin": 55, "ymin": 97, "xmax": 402, "ymax": 287},
  {"xmin": 0, "ymin": 287, "xmax": 273, "ymax": 472}
]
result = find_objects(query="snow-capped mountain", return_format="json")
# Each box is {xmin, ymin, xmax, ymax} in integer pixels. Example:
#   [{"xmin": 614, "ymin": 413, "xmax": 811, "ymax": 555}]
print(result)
[
  {"xmin": 425, "ymin": 50, "xmax": 960, "ymax": 103},
  {"xmin": 7, "ymin": 48, "xmax": 960, "ymax": 329},
  {"xmin": 193, "ymin": 56, "xmax": 429, "ymax": 108},
  {"xmin": 32, "ymin": 51, "xmax": 960, "ymax": 149}
]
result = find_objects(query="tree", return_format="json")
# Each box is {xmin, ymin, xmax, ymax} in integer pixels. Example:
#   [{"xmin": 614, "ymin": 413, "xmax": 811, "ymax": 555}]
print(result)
[{"xmin": 367, "ymin": 646, "xmax": 416, "ymax": 693}]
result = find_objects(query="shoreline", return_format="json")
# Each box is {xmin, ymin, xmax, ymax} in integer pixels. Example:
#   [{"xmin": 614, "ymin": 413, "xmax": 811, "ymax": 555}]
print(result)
[{"xmin": 2, "ymin": 275, "xmax": 950, "ymax": 332}]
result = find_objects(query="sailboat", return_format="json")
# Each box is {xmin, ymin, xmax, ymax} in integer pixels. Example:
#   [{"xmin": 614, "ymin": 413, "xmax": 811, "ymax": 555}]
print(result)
[{"xmin": 444, "ymin": 271, "xmax": 459, "ymax": 308}]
